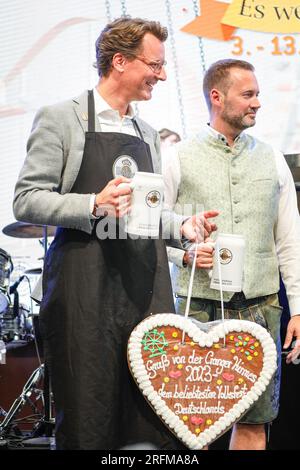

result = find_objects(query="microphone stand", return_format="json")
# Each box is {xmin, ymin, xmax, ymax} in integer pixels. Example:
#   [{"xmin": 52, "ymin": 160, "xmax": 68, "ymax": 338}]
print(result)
[
  {"xmin": 0, "ymin": 228, "xmax": 55, "ymax": 449},
  {"xmin": 24, "ymin": 226, "xmax": 55, "ymax": 448},
  {"xmin": 12, "ymin": 290, "xmax": 19, "ymax": 319}
]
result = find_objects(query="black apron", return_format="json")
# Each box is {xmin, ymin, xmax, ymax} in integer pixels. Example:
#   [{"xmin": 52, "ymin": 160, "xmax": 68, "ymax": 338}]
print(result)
[{"xmin": 39, "ymin": 91, "xmax": 179, "ymax": 450}]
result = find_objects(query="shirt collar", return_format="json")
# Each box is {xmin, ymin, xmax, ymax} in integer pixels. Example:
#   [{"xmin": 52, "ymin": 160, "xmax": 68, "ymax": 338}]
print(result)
[
  {"xmin": 205, "ymin": 123, "xmax": 244, "ymax": 145},
  {"xmin": 93, "ymin": 88, "xmax": 136, "ymax": 120}
]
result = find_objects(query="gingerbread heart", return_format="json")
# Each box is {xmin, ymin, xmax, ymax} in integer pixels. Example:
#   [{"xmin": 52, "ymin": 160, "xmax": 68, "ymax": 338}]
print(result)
[{"xmin": 128, "ymin": 314, "xmax": 277, "ymax": 450}]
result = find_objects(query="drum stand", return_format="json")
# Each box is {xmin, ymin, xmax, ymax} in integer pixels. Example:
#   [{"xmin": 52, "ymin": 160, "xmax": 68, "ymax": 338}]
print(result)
[
  {"xmin": 0, "ymin": 339, "xmax": 55, "ymax": 447},
  {"xmin": 0, "ymin": 226, "xmax": 55, "ymax": 448},
  {"xmin": 0, "ymin": 364, "xmax": 44, "ymax": 444},
  {"xmin": 0, "ymin": 359, "xmax": 55, "ymax": 447}
]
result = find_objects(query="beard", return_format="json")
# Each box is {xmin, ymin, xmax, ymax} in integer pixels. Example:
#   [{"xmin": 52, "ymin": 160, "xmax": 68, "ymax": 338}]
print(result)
[{"xmin": 221, "ymin": 108, "xmax": 256, "ymax": 131}]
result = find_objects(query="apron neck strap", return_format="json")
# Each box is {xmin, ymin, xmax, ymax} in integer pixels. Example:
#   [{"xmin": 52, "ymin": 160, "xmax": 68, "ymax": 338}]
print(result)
[
  {"xmin": 88, "ymin": 90, "xmax": 95, "ymax": 132},
  {"xmin": 132, "ymin": 118, "xmax": 144, "ymax": 141}
]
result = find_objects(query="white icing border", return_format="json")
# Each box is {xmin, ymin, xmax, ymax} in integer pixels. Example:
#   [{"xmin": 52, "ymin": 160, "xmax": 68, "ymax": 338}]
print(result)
[{"xmin": 128, "ymin": 314, "xmax": 277, "ymax": 450}]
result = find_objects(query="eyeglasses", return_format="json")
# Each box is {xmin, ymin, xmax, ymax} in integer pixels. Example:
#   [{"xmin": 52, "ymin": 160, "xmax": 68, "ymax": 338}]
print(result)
[{"xmin": 134, "ymin": 55, "xmax": 167, "ymax": 74}]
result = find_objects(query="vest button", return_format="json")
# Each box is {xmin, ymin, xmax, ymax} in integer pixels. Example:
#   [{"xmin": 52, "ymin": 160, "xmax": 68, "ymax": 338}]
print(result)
[
  {"xmin": 233, "ymin": 199, "xmax": 239, "ymax": 204},
  {"xmin": 234, "ymin": 216, "xmax": 241, "ymax": 223},
  {"xmin": 232, "ymin": 180, "xmax": 238, "ymax": 185}
]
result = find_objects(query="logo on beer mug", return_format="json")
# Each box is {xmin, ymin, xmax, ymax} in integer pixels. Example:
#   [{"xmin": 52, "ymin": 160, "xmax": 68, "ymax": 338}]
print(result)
[
  {"xmin": 146, "ymin": 190, "xmax": 161, "ymax": 208},
  {"xmin": 219, "ymin": 248, "xmax": 232, "ymax": 265}
]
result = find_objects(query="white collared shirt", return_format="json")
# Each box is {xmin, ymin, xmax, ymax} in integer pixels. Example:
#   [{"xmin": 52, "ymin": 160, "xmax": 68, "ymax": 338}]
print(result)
[
  {"xmin": 90, "ymin": 88, "xmax": 139, "ymax": 215},
  {"xmin": 93, "ymin": 88, "xmax": 138, "ymax": 136}
]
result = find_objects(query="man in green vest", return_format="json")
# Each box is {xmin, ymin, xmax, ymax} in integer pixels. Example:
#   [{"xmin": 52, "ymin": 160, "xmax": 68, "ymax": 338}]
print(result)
[{"xmin": 162, "ymin": 59, "xmax": 300, "ymax": 450}]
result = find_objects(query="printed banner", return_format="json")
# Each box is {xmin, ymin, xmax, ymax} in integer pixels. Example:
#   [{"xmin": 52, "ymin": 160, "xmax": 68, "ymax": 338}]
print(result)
[{"xmin": 182, "ymin": 0, "xmax": 300, "ymax": 41}]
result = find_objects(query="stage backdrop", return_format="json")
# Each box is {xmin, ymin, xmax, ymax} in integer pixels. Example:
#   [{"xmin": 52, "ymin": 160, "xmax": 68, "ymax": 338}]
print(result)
[{"xmin": 1, "ymin": 0, "xmax": 300, "ymax": 305}]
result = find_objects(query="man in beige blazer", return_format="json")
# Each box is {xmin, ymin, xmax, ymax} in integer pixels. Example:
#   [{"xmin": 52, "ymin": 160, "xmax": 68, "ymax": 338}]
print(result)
[
  {"xmin": 13, "ymin": 17, "xmax": 190, "ymax": 450},
  {"xmin": 13, "ymin": 91, "xmax": 162, "ymax": 236}
]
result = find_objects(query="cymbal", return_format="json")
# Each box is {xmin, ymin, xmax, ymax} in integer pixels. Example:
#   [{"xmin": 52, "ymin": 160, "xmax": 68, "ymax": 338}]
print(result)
[
  {"xmin": 2, "ymin": 222, "xmax": 56, "ymax": 239},
  {"xmin": 25, "ymin": 267, "xmax": 43, "ymax": 275}
]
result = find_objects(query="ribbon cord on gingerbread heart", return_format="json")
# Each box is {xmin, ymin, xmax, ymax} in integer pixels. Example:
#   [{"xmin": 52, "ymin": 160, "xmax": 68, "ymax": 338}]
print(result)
[{"xmin": 182, "ymin": 240, "xmax": 225, "ymax": 347}]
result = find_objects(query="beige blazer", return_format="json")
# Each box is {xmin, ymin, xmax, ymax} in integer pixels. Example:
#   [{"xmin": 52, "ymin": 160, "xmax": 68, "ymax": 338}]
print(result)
[{"xmin": 13, "ymin": 90, "xmax": 162, "ymax": 234}]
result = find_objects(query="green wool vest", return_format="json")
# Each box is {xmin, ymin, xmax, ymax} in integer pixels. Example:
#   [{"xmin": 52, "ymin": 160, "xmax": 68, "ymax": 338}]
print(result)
[{"xmin": 171, "ymin": 129, "xmax": 280, "ymax": 301}]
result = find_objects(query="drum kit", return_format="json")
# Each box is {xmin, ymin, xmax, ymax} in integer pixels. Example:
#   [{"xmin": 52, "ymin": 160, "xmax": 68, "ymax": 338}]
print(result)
[{"xmin": 0, "ymin": 221, "xmax": 56, "ymax": 447}]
